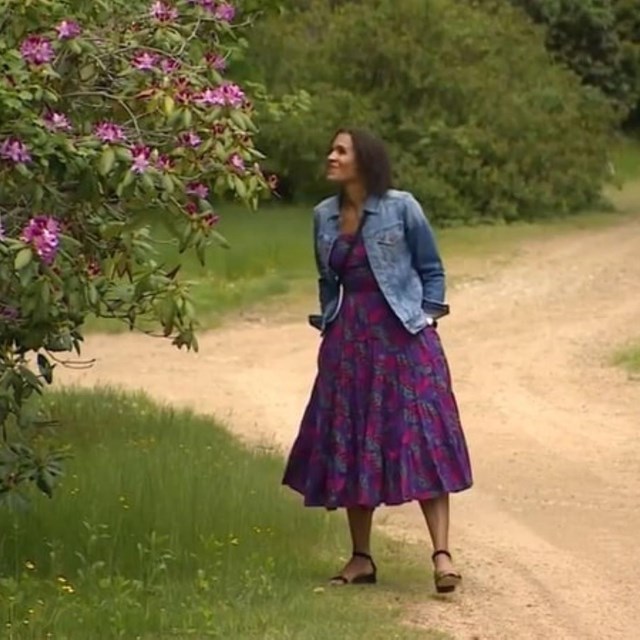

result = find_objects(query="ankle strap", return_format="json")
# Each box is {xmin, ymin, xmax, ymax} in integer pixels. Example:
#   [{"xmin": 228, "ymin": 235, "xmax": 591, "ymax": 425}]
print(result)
[
  {"xmin": 353, "ymin": 551, "xmax": 373, "ymax": 561},
  {"xmin": 432, "ymin": 549, "xmax": 452, "ymax": 561}
]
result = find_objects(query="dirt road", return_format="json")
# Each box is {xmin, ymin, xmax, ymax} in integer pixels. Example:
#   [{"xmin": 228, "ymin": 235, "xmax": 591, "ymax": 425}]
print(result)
[{"xmin": 57, "ymin": 200, "xmax": 640, "ymax": 639}]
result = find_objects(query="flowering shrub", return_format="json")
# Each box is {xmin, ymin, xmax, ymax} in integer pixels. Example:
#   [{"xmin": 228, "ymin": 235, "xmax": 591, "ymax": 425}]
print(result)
[{"xmin": 0, "ymin": 0, "xmax": 270, "ymax": 502}]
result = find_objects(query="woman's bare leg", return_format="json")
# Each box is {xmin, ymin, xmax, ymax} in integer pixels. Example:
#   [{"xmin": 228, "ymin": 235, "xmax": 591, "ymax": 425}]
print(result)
[
  {"xmin": 419, "ymin": 494, "xmax": 457, "ymax": 574},
  {"xmin": 332, "ymin": 507, "xmax": 375, "ymax": 581}
]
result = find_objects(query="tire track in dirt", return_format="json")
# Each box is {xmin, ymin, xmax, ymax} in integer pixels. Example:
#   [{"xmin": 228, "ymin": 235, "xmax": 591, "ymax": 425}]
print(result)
[{"xmin": 57, "ymin": 206, "xmax": 640, "ymax": 640}]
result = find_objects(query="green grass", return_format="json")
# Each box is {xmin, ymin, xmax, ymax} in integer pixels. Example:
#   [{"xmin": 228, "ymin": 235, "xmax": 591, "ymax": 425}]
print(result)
[
  {"xmin": 612, "ymin": 341, "xmax": 640, "ymax": 376},
  {"xmin": 611, "ymin": 136, "xmax": 640, "ymax": 182},
  {"xmin": 0, "ymin": 388, "xmax": 445, "ymax": 640}
]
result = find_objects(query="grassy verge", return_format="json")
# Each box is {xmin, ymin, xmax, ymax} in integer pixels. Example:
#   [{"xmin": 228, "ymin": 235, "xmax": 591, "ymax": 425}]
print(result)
[
  {"xmin": 611, "ymin": 135, "xmax": 640, "ymax": 182},
  {"xmin": 612, "ymin": 342, "xmax": 640, "ymax": 376},
  {"xmin": 0, "ymin": 388, "xmax": 446, "ymax": 640}
]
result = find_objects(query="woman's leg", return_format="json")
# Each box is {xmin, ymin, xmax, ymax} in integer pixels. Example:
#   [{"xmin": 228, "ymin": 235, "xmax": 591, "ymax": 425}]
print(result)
[
  {"xmin": 332, "ymin": 507, "xmax": 375, "ymax": 581},
  {"xmin": 419, "ymin": 494, "xmax": 458, "ymax": 574}
]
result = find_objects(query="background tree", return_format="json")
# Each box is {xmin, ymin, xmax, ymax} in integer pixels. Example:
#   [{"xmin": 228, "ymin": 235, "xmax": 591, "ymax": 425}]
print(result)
[
  {"xmin": 245, "ymin": 0, "xmax": 616, "ymax": 224},
  {"xmin": 508, "ymin": 0, "xmax": 640, "ymax": 127}
]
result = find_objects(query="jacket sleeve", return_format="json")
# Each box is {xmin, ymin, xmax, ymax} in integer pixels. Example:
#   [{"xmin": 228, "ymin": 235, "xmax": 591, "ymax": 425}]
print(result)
[
  {"xmin": 313, "ymin": 210, "xmax": 337, "ymax": 314},
  {"xmin": 403, "ymin": 194, "xmax": 447, "ymax": 314}
]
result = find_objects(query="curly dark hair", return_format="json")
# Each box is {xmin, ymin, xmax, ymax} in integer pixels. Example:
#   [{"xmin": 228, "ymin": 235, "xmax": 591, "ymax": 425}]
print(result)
[{"xmin": 334, "ymin": 128, "xmax": 393, "ymax": 197}]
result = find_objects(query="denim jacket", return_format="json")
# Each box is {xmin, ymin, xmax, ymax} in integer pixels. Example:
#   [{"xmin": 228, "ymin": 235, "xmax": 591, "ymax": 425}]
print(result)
[{"xmin": 314, "ymin": 189, "xmax": 448, "ymax": 334}]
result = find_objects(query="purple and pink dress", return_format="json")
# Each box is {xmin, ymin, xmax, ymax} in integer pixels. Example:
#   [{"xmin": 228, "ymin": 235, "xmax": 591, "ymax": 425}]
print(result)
[{"xmin": 282, "ymin": 233, "xmax": 472, "ymax": 509}]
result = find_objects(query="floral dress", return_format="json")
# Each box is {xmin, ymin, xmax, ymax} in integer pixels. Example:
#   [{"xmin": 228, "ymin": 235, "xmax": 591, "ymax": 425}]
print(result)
[{"xmin": 282, "ymin": 234, "xmax": 473, "ymax": 509}]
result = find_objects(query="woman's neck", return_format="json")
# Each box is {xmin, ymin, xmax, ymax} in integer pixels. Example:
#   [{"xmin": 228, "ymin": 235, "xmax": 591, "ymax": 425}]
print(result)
[{"xmin": 341, "ymin": 183, "xmax": 367, "ymax": 211}]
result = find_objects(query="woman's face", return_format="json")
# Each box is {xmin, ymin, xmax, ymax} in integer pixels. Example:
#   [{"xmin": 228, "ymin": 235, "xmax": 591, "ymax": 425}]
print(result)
[{"xmin": 326, "ymin": 132, "xmax": 359, "ymax": 185}]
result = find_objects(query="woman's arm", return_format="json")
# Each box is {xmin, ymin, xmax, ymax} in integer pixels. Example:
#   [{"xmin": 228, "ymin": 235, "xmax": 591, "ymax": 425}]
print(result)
[{"xmin": 403, "ymin": 194, "xmax": 447, "ymax": 314}]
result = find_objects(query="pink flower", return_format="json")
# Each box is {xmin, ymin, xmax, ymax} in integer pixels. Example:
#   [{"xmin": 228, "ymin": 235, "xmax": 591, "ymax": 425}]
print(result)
[
  {"xmin": 21, "ymin": 216, "xmax": 60, "ymax": 265},
  {"xmin": 205, "ymin": 52, "xmax": 227, "ymax": 72},
  {"xmin": 194, "ymin": 88, "xmax": 225, "ymax": 107},
  {"xmin": 175, "ymin": 89, "xmax": 193, "ymax": 105},
  {"xmin": 155, "ymin": 154, "xmax": 173, "ymax": 171},
  {"xmin": 20, "ymin": 35, "xmax": 55, "ymax": 65},
  {"xmin": 204, "ymin": 213, "xmax": 220, "ymax": 227},
  {"xmin": 212, "ymin": 122, "xmax": 227, "ymax": 136},
  {"xmin": 228, "ymin": 153, "xmax": 244, "ymax": 173},
  {"xmin": 194, "ymin": 83, "xmax": 245, "ymax": 108},
  {"xmin": 150, "ymin": 1, "xmax": 179, "ymax": 22},
  {"xmin": 186, "ymin": 182, "xmax": 209, "ymax": 199},
  {"xmin": 132, "ymin": 51, "xmax": 158, "ymax": 70},
  {"xmin": 131, "ymin": 145, "xmax": 151, "ymax": 173},
  {"xmin": 196, "ymin": 0, "xmax": 234, "ymax": 22},
  {"xmin": 0, "ymin": 306, "xmax": 19, "ymax": 321},
  {"xmin": 185, "ymin": 202, "xmax": 198, "ymax": 215},
  {"xmin": 160, "ymin": 57, "xmax": 181, "ymax": 74},
  {"xmin": 215, "ymin": 2, "xmax": 235, "ymax": 22},
  {"xmin": 87, "ymin": 259, "xmax": 101, "ymax": 277},
  {"xmin": 43, "ymin": 111, "xmax": 72, "ymax": 131},
  {"xmin": 94, "ymin": 122, "xmax": 125, "ymax": 143},
  {"xmin": 267, "ymin": 172, "xmax": 279, "ymax": 191},
  {"xmin": 0, "ymin": 138, "xmax": 31, "ymax": 164},
  {"xmin": 56, "ymin": 20, "xmax": 82, "ymax": 40},
  {"xmin": 218, "ymin": 83, "xmax": 245, "ymax": 108},
  {"xmin": 179, "ymin": 131, "xmax": 201, "ymax": 148}
]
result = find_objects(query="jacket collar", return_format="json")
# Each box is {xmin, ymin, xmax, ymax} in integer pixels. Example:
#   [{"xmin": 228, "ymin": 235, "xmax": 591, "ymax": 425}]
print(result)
[{"xmin": 328, "ymin": 194, "xmax": 383, "ymax": 219}]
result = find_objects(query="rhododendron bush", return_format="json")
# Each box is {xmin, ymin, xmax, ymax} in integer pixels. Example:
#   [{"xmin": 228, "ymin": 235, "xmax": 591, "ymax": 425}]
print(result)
[{"xmin": 0, "ymin": 0, "xmax": 271, "ymax": 502}]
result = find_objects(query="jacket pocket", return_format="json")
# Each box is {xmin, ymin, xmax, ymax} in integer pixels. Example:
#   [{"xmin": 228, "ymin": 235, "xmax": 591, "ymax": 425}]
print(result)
[{"xmin": 374, "ymin": 222, "xmax": 404, "ymax": 246}]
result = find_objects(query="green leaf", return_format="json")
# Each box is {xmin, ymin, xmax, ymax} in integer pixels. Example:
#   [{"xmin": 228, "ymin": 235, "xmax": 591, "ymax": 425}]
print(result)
[
  {"xmin": 141, "ymin": 173, "xmax": 156, "ymax": 193},
  {"xmin": 209, "ymin": 230, "xmax": 230, "ymax": 249},
  {"xmin": 99, "ymin": 147, "xmax": 116, "ymax": 176},
  {"xmin": 161, "ymin": 174, "xmax": 175, "ymax": 195},
  {"xmin": 115, "ymin": 147, "xmax": 132, "ymax": 163},
  {"xmin": 14, "ymin": 248, "xmax": 33, "ymax": 270},
  {"xmin": 233, "ymin": 175, "xmax": 248, "ymax": 200},
  {"xmin": 79, "ymin": 63, "xmax": 96, "ymax": 82},
  {"xmin": 37, "ymin": 354, "xmax": 54, "ymax": 384},
  {"xmin": 36, "ymin": 469, "xmax": 55, "ymax": 498}
]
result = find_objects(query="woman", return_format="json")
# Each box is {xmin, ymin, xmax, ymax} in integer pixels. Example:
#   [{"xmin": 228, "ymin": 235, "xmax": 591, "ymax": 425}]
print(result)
[{"xmin": 282, "ymin": 128, "xmax": 472, "ymax": 593}]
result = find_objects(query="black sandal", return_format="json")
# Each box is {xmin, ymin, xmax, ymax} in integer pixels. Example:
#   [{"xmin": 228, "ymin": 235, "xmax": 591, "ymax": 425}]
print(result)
[
  {"xmin": 432, "ymin": 549, "xmax": 461, "ymax": 594},
  {"xmin": 329, "ymin": 551, "xmax": 377, "ymax": 586}
]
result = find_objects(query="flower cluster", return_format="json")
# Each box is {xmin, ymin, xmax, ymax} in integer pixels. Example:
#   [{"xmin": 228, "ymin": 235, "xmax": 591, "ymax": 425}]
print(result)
[
  {"xmin": 205, "ymin": 52, "xmax": 227, "ymax": 72},
  {"xmin": 20, "ymin": 36, "xmax": 54, "ymax": 65},
  {"xmin": 132, "ymin": 51, "xmax": 182, "ymax": 74},
  {"xmin": 179, "ymin": 131, "xmax": 202, "ymax": 148},
  {"xmin": 56, "ymin": 20, "xmax": 82, "ymax": 40},
  {"xmin": 186, "ymin": 182, "xmax": 209, "ymax": 199},
  {"xmin": 19, "ymin": 19, "xmax": 81, "ymax": 66},
  {"xmin": 228, "ymin": 153, "xmax": 244, "ymax": 173},
  {"xmin": 43, "ymin": 111, "xmax": 72, "ymax": 132},
  {"xmin": 94, "ymin": 122, "xmax": 126, "ymax": 143},
  {"xmin": 194, "ymin": 83, "xmax": 245, "ymax": 108},
  {"xmin": 21, "ymin": 216, "xmax": 61, "ymax": 265},
  {"xmin": 150, "ymin": 1, "xmax": 179, "ymax": 22},
  {"xmin": 0, "ymin": 138, "xmax": 31, "ymax": 164},
  {"xmin": 131, "ymin": 145, "xmax": 152, "ymax": 173},
  {"xmin": 191, "ymin": 1, "xmax": 236, "ymax": 22}
]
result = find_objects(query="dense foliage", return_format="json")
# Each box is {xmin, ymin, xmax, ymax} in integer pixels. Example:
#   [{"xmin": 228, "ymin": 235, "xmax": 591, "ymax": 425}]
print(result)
[
  {"xmin": 0, "ymin": 0, "xmax": 273, "ymax": 501},
  {"xmin": 246, "ymin": 0, "xmax": 617, "ymax": 224},
  {"xmin": 509, "ymin": 0, "xmax": 640, "ymax": 127}
]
